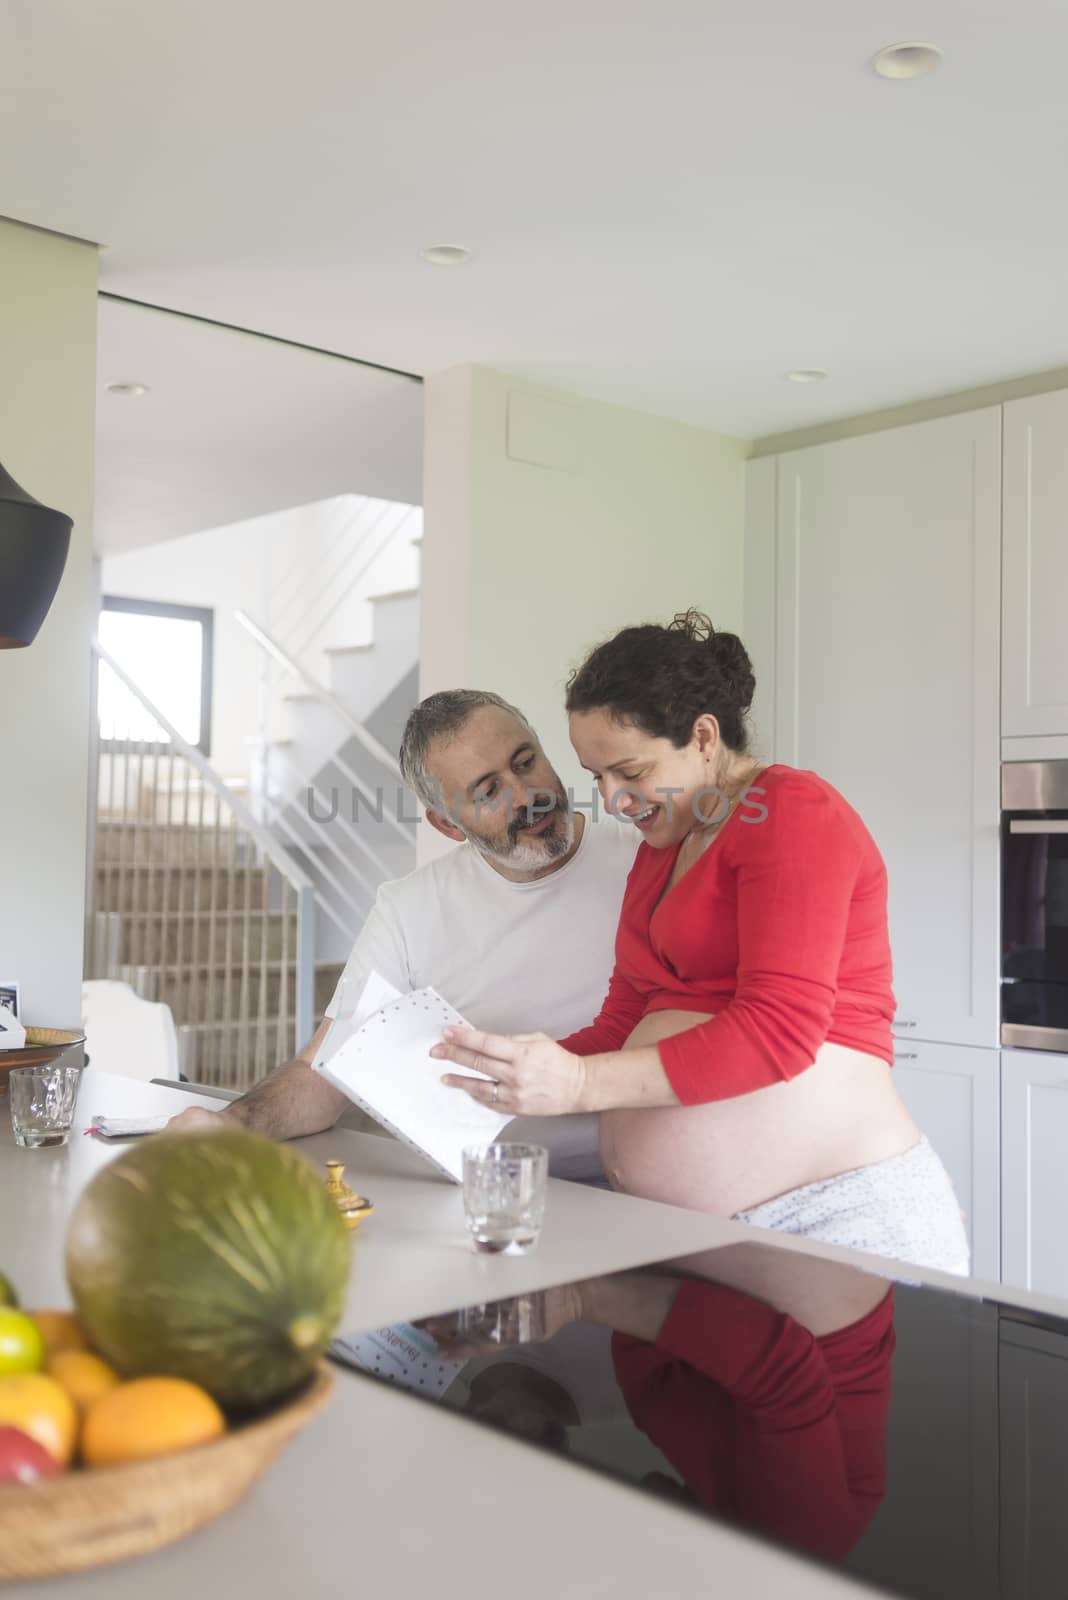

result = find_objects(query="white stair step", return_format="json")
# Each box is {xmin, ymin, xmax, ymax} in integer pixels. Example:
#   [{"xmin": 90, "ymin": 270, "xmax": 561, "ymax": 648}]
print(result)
[
  {"xmin": 121, "ymin": 959, "xmax": 342, "ymax": 1024},
  {"xmin": 94, "ymin": 822, "xmax": 246, "ymax": 866},
  {"xmin": 106, "ymin": 909, "xmax": 298, "ymax": 965},
  {"xmin": 95, "ymin": 863, "xmax": 272, "ymax": 914}
]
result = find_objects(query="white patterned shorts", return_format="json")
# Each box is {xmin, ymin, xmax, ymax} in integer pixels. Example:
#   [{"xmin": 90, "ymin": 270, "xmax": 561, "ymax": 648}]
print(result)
[{"xmin": 733, "ymin": 1136, "xmax": 971, "ymax": 1277}]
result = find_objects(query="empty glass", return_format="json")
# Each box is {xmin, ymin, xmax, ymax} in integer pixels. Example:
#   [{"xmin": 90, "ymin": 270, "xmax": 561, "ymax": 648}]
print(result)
[
  {"xmin": 8, "ymin": 1063, "xmax": 81, "ymax": 1148},
  {"xmin": 462, "ymin": 1142, "xmax": 548, "ymax": 1255}
]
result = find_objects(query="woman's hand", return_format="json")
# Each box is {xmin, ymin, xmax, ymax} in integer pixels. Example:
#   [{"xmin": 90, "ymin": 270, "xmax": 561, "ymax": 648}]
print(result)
[{"xmin": 430, "ymin": 1027, "xmax": 588, "ymax": 1118}]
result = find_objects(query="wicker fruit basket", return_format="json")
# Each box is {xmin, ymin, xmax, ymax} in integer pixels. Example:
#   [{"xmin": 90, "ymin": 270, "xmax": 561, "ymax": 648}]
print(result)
[
  {"xmin": 0, "ymin": 1028, "xmax": 85, "ymax": 1095},
  {"xmin": 0, "ymin": 1364, "xmax": 334, "ymax": 1581}
]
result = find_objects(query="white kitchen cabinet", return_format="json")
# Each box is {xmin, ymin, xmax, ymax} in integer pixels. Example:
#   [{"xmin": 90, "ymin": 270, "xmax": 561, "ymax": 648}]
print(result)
[
  {"xmin": 892, "ymin": 1041, "xmax": 1000, "ymax": 1282},
  {"xmin": 755, "ymin": 408, "xmax": 1002, "ymax": 1048},
  {"xmin": 1002, "ymin": 1048, "xmax": 1068, "ymax": 1298},
  {"xmin": 1003, "ymin": 390, "xmax": 1068, "ymax": 739},
  {"xmin": 999, "ymin": 1318, "xmax": 1068, "ymax": 1595}
]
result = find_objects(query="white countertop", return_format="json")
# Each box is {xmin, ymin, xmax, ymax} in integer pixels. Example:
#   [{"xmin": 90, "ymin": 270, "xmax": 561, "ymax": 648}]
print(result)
[
  {"xmin": 5, "ymin": 1070, "xmax": 769, "ymax": 1325},
  {"xmin": 3, "ymin": 1068, "xmax": 1052, "ymax": 1599}
]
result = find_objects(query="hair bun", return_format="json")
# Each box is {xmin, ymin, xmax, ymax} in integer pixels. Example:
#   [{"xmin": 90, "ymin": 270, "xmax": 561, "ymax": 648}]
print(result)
[
  {"xmin": 707, "ymin": 628, "xmax": 750, "ymax": 673},
  {"xmin": 668, "ymin": 608, "xmax": 714, "ymax": 643},
  {"xmin": 567, "ymin": 609, "xmax": 758, "ymax": 752},
  {"xmin": 668, "ymin": 611, "xmax": 755, "ymax": 715}
]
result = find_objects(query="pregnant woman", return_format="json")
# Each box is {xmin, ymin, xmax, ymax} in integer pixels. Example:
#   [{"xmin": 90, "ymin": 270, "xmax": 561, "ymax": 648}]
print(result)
[{"xmin": 434, "ymin": 611, "xmax": 969, "ymax": 1274}]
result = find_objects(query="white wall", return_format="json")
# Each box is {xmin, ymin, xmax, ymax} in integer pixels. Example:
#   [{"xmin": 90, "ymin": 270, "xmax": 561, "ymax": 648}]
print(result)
[
  {"xmin": 101, "ymin": 495, "xmax": 421, "ymax": 777},
  {"xmin": 0, "ymin": 220, "xmax": 98, "ymax": 1026},
  {"xmin": 420, "ymin": 366, "xmax": 747, "ymax": 854}
]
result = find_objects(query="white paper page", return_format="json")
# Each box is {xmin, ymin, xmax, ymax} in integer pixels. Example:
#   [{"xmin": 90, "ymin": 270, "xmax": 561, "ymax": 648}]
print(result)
[
  {"xmin": 311, "ymin": 970, "xmax": 404, "ymax": 1074},
  {"xmin": 0, "ymin": 1013, "xmax": 26, "ymax": 1051},
  {"xmin": 85, "ymin": 1113, "xmax": 172, "ymax": 1139},
  {"xmin": 315, "ymin": 985, "xmax": 511, "ymax": 1182},
  {"xmin": 330, "ymin": 1323, "xmax": 465, "ymax": 1397},
  {"xmin": 348, "ymin": 970, "xmax": 404, "ymax": 1029}
]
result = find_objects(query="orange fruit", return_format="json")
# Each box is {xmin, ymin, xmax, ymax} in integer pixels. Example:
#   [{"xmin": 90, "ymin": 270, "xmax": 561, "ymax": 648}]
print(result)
[
  {"xmin": 48, "ymin": 1350, "xmax": 120, "ymax": 1413},
  {"xmin": 0, "ymin": 1373, "xmax": 78, "ymax": 1465},
  {"xmin": 82, "ymin": 1378, "xmax": 225, "ymax": 1467},
  {"xmin": 0, "ymin": 1309, "xmax": 45, "ymax": 1376},
  {"xmin": 30, "ymin": 1311, "xmax": 88, "ymax": 1360}
]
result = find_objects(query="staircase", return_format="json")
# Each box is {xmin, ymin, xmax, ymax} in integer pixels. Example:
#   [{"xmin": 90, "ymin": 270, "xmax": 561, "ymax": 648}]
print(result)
[
  {"xmin": 87, "ymin": 501, "xmax": 422, "ymax": 1091},
  {"xmin": 259, "ymin": 588, "xmax": 421, "ymax": 957},
  {"xmin": 91, "ymin": 815, "xmax": 343, "ymax": 1085}
]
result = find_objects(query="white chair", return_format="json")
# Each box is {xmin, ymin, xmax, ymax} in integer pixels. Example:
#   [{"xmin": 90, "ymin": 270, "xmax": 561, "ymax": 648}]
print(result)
[{"xmin": 81, "ymin": 980, "xmax": 179, "ymax": 1083}]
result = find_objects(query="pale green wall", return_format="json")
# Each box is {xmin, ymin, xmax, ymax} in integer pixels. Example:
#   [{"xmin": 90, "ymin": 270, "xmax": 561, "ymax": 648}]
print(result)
[
  {"xmin": 0, "ymin": 221, "xmax": 98, "ymax": 1025},
  {"xmin": 421, "ymin": 366, "xmax": 747, "ymax": 807}
]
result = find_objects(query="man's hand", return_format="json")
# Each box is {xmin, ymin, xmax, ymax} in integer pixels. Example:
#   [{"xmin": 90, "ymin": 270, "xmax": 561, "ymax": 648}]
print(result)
[
  {"xmin": 421, "ymin": 1284, "xmax": 585, "ymax": 1358},
  {"xmin": 165, "ymin": 1106, "xmax": 232, "ymax": 1133},
  {"xmin": 430, "ymin": 1027, "xmax": 588, "ymax": 1117}
]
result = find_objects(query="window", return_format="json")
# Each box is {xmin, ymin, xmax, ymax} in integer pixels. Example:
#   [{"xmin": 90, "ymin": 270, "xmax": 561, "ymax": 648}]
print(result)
[{"xmin": 97, "ymin": 597, "xmax": 214, "ymax": 755}]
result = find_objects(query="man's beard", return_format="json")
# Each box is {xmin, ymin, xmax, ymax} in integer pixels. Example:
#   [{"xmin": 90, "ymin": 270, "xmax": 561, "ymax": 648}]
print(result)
[{"xmin": 463, "ymin": 791, "xmax": 575, "ymax": 870}]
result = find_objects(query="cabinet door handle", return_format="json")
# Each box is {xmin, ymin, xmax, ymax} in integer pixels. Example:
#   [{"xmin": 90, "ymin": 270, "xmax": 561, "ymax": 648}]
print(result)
[
  {"xmin": 1009, "ymin": 819, "xmax": 1068, "ymax": 835},
  {"xmin": 895, "ymin": 1051, "xmax": 918, "ymax": 1061}
]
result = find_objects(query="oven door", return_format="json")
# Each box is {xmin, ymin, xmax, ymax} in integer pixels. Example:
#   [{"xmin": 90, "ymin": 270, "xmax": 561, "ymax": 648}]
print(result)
[{"xmin": 1002, "ymin": 774, "xmax": 1068, "ymax": 1049}]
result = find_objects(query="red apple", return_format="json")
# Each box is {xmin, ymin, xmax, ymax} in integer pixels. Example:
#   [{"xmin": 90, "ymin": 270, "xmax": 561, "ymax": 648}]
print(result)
[{"xmin": 0, "ymin": 1424, "xmax": 62, "ymax": 1484}]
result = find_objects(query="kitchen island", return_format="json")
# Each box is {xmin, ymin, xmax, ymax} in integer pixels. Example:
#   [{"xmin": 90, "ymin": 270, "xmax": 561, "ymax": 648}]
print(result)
[{"xmin": 3, "ymin": 1068, "xmax": 1067, "ymax": 1599}]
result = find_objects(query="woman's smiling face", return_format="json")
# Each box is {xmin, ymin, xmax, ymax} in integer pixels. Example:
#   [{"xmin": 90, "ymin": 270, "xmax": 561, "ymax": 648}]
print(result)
[{"xmin": 569, "ymin": 707, "xmax": 723, "ymax": 848}]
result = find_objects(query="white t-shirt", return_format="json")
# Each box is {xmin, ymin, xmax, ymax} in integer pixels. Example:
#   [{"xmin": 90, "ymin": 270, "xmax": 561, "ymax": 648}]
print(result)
[{"xmin": 324, "ymin": 817, "xmax": 640, "ymax": 1178}]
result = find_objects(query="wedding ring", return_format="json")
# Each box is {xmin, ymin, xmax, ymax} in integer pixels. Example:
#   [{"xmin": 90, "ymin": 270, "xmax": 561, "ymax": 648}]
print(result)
[{"xmin": 492, "ymin": 1081, "xmax": 500, "ymax": 1105}]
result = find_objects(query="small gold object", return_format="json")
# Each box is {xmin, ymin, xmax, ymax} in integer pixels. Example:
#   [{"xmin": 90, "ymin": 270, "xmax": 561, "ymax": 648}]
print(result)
[{"xmin": 324, "ymin": 1160, "xmax": 374, "ymax": 1232}]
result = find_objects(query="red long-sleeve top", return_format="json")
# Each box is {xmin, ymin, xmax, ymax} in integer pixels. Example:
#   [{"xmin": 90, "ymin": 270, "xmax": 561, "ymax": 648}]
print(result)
[
  {"xmin": 560, "ymin": 765, "xmax": 896, "ymax": 1103},
  {"xmin": 613, "ymin": 1280, "xmax": 896, "ymax": 1562}
]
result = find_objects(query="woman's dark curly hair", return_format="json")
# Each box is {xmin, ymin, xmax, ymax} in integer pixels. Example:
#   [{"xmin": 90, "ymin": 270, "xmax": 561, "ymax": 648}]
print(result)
[{"xmin": 565, "ymin": 610, "xmax": 756, "ymax": 752}]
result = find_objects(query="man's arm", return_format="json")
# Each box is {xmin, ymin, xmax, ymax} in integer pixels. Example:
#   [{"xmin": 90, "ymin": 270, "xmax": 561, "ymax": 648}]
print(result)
[{"xmin": 168, "ymin": 1018, "xmax": 348, "ymax": 1139}]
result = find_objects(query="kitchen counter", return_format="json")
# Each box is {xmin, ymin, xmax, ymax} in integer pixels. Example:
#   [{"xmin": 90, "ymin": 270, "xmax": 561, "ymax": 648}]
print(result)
[
  {"xmin": 3, "ymin": 1068, "xmax": 1065, "ymax": 1599},
  {"xmin": 3, "ymin": 1070, "xmax": 763, "ymax": 1326}
]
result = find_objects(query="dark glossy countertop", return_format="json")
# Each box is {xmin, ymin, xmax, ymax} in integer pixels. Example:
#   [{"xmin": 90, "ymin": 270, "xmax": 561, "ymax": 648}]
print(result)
[{"xmin": 334, "ymin": 1238, "xmax": 1068, "ymax": 1600}]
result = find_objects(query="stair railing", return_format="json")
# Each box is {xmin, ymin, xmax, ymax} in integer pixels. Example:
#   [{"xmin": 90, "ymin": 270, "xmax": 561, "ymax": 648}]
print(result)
[
  {"xmin": 272, "ymin": 498, "xmax": 415, "ymax": 664},
  {"xmin": 234, "ymin": 611, "xmax": 410, "ymax": 845},
  {"xmin": 89, "ymin": 640, "xmax": 317, "ymax": 1088}
]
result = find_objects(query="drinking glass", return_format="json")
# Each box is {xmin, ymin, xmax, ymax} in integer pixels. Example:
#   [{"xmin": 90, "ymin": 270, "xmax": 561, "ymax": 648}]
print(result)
[
  {"xmin": 8, "ymin": 1063, "xmax": 81, "ymax": 1148},
  {"xmin": 462, "ymin": 1142, "xmax": 548, "ymax": 1254}
]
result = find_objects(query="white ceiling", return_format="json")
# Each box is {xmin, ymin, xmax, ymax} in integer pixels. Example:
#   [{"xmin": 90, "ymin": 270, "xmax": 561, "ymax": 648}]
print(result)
[
  {"xmin": 94, "ymin": 297, "xmax": 422, "ymax": 552},
  {"xmin": 5, "ymin": 0, "xmax": 1068, "ymax": 437}
]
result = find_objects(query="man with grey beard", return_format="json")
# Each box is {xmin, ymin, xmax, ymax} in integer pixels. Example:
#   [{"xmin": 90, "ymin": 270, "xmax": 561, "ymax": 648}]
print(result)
[{"xmin": 168, "ymin": 690, "xmax": 638, "ymax": 1177}]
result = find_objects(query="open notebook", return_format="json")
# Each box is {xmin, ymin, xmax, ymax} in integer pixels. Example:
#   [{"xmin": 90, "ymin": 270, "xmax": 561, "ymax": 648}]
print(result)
[{"xmin": 311, "ymin": 973, "xmax": 511, "ymax": 1182}]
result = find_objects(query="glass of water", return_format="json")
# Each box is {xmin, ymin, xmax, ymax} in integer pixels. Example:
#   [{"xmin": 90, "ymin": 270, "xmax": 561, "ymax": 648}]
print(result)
[
  {"xmin": 462, "ymin": 1142, "xmax": 548, "ymax": 1255},
  {"xmin": 8, "ymin": 1063, "xmax": 81, "ymax": 1149}
]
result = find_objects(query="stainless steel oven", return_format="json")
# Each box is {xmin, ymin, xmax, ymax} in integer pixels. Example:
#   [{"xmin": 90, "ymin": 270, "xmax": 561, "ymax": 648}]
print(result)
[{"xmin": 1002, "ymin": 761, "xmax": 1068, "ymax": 1050}]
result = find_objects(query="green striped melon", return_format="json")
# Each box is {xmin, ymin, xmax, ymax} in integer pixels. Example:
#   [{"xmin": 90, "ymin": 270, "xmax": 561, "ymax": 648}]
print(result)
[{"xmin": 65, "ymin": 1130, "xmax": 351, "ymax": 1409}]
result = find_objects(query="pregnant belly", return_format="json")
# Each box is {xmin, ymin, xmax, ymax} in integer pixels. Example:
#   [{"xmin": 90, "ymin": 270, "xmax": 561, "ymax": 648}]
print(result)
[{"xmin": 600, "ymin": 1010, "xmax": 919, "ymax": 1216}]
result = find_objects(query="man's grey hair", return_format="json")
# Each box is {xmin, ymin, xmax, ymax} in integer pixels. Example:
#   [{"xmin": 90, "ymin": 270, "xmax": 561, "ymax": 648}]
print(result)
[{"xmin": 399, "ymin": 689, "xmax": 535, "ymax": 811}]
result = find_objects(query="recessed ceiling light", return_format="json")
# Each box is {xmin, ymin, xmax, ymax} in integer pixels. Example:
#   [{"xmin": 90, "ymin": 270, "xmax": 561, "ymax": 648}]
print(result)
[
  {"xmin": 784, "ymin": 369, "xmax": 828, "ymax": 384},
  {"xmin": 105, "ymin": 381, "xmax": 149, "ymax": 397},
  {"xmin": 420, "ymin": 244, "xmax": 471, "ymax": 266},
  {"xmin": 872, "ymin": 41, "xmax": 943, "ymax": 80}
]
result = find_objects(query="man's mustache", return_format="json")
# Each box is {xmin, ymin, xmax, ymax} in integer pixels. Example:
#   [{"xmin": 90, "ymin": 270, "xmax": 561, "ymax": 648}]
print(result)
[{"xmin": 509, "ymin": 793, "xmax": 563, "ymax": 840}]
